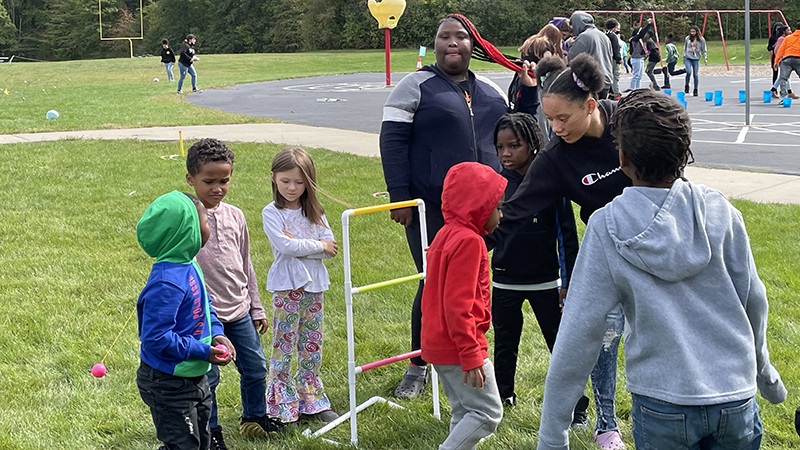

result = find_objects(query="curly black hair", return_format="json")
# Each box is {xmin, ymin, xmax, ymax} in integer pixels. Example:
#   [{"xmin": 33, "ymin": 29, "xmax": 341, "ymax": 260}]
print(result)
[
  {"xmin": 186, "ymin": 138, "xmax": 234, "ymax": 176},
  {"xmin": 611, "ymin": 89, "xmax": 694, "ymax": 184}
]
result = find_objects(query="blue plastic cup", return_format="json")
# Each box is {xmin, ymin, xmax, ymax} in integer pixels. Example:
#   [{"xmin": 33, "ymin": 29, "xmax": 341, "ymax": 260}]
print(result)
[
  {"xmin": 677, "ymin": 91, "xmax": 686, "ymax": 101},
  {"xmin": 714, "ymin": 96, "xmax": 723, "ymax": 106},
  {"xmin": 739, "ymin": 90, "xmax": 746, "ymax": 103},
  {"xmin": 714, "ymin": 90, "xmax": 723, "ymax": 98},
  {"xmin": 663, "ymin": 89, "xmax": 672, "ymax": 96},
  {"xmin": 784, "ymin": 97, "xmax": 792, "ymax": 108},
  {"xmin": 680, "ymin": 100, "xmax": 688, "ymax": 109},
  {"xmin": 705, "ymin": 92, "xmax": 713, "ymax": 101},
  {"xmin": 764, "ymin": 91, "xmax": 772, "ymax": 103}
]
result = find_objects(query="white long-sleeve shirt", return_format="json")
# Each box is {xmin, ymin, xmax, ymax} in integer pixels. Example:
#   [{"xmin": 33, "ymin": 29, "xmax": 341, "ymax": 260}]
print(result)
[{"xmin": 262, "ymin": 202, "xmax": 334, "ymax": 293}]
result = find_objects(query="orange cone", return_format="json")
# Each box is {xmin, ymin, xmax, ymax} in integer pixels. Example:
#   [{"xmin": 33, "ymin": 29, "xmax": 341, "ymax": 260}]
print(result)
[{"xmin": 416, "ymin": 57, "xmax": 422, "ymax": 71}]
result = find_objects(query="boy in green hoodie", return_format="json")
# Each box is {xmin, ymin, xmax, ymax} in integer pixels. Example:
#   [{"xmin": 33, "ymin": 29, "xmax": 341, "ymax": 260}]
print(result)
[{"xmin": 136, "ymin": 191, "xmax": 235, "ymax": 450}]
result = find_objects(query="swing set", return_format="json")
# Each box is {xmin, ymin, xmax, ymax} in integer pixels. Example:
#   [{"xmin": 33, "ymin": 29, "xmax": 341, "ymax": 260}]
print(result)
[{"xmin": 584, "ymin": 9, "xmax": 788, "ymax": 70}]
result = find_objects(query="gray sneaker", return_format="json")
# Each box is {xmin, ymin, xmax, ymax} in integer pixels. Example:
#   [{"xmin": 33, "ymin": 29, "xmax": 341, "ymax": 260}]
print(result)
[{"xmin": 393, "ymin": 365, "xmax": 428, "ymax": 399}]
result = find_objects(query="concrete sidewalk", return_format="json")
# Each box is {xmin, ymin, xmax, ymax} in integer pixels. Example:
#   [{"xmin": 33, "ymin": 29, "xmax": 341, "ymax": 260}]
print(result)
[{"xmin": 3, "ymin": 123, "xmax": 800, "ymax": 206}]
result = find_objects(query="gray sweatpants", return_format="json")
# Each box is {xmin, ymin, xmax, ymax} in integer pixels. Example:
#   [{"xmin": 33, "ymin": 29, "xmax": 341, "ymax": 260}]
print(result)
[
  {"xmin": 436, "ymin": 359, "xmax": 503, "ymax": 450},
  {"xmin": 779, "ymin": 57, "xmax": 800, "ymax": 97}
]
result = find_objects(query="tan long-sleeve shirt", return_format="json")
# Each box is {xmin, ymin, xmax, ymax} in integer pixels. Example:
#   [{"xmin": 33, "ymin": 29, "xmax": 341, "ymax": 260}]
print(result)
[{"xmin": 196, "ymin": 202, "xmax": 266, "ymax": 323}]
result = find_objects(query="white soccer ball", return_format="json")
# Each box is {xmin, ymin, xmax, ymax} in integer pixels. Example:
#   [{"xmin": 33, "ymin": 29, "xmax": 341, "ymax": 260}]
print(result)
[{"xmin": 153, "ymin": 78, "xmax": 160, "ymax": 82}]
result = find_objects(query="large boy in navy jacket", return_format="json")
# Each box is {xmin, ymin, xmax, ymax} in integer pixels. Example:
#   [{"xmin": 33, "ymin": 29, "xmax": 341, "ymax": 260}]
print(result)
[{"xmin": 136, "ymin": 191, "xmax": 235, "ymax": 450}]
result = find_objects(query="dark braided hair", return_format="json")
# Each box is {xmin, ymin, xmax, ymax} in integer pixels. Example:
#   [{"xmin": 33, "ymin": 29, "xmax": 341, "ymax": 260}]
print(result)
[
  {"xmin": 441, "ymin": 14, "xmax": 530, "ymax": 75},
  {"xmin": 611, "ymin": 90, "xmax": 694, "ymax": 184},
  {"xmin": 537, "ymin": 53, "xmax": 605, "ymax": 102},
  {"xmin": 186, "ymin": 138, "xmax": 235, "ymax": 176},
  {"xmin": 493, "ymin": 113, "xmax": 545, "ymax": 159}
]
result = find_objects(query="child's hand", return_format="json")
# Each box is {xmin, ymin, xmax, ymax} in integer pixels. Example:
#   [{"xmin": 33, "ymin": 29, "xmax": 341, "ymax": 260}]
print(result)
[
  {"xmin": 463, "ymin": 365, "xmax": 486, "ymax": 389},
  {"xmin": 559, "ymin": 288, "xmax": 568, "ymax": 311},
  {"xmin": 209, "ymin": 335, "xmax": 235, "ymax": 365},
  {"xmin": 283, "ymin": 229, "xmax": 293, "ymax": 238},
  {"xmin": 253, "ymin": 318, "xmax": 269, "ymax": 335},
  {"xmin": 322, "ymin": 240, "xmax": 338, "ymax": 257},
  {"xmin": 390, "ymin": 208, "xmax": 413, "ymax": 226},
  {"xmin": 519, "ymin": 60, "xmax": 537, "ymax": 87}
]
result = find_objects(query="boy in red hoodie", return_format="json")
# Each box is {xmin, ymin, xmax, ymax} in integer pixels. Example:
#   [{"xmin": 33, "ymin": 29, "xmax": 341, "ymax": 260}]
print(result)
[{"xmin": 421, "ymin": 162, "xmax": 507, "ymax": 450}]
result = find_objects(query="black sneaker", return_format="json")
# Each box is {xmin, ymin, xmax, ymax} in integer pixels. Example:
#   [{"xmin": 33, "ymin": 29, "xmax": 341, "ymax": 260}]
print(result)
[
  {"xmin": 193, "ymin": 89, "xmax": 203, "ymax": 93},
  {"xmin": 210, "ymin": 426, "xmax": 228, "ymax": 450},
  {"xmin": 570, "ymin": 395, "xmax": 590, "ymax": 430},
  {"xmin": 240, "ymin": 415, "xmax": 285, "ymax": 438},
  {"xmin": 693, "ymin": 89, "xmax": 698, "ymax": 97},
  {"xmin": 685, "ymin": 85, "xmax": 690, "ymax": 94},
  {"xmin": 502, "ymin": 394, "xmax": 517, "ymax": 408}
]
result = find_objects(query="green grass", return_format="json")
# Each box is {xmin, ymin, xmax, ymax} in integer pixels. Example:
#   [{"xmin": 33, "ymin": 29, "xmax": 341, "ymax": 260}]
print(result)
[
  {"xmin": 2, "ymin": 139, "xmax": 799, "ymax": 449},
  {"xmin": 0, "ymin": 41, "xmax": 765, "ymax": 135}
]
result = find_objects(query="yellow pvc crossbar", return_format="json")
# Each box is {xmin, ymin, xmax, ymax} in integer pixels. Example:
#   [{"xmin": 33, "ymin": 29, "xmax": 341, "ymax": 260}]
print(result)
[
  {"xmin": 355, "ymin": 273, "xmax": 423, "ymax": 293},
  {"xmin": 352, "ymin": 200, "xmax": 418, "ymax": 215}
]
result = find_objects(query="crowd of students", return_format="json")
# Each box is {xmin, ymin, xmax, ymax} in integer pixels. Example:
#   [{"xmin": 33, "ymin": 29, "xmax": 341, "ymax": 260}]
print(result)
[{"xmin": 132, "ymin": 11, "xmax": 793, "ymax": 450}]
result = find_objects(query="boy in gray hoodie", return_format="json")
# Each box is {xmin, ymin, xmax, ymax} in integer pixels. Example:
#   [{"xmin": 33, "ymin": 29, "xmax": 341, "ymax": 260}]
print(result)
[
  {"xmin": 536, "ymin": 89, "xmax": 786, "ymax": 450},
  {"xmin": 568, "ymin": 11, "xmax": 613, "ymax": 99}
]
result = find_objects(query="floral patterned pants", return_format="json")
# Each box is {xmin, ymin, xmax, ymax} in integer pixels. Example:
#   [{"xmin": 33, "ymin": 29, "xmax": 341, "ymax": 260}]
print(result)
[{"xmin": 267, "ymin": 289, "xmax": 331, "ymax": 423}]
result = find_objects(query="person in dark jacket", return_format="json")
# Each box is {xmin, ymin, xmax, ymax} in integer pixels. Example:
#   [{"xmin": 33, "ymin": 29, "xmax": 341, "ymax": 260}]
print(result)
[
  {"xmin": 604, "ymin": 19, "xmax": 622, "ymax": 98},
  {"xmin": 177, "ymin": 34, "xmax": 201, "ymax": 94},
  {"xmin": 380, "ymin": 14, "xmax": 539, "ymax": 400},
  {"xmin": 490, "ymin": 112, "xmax": 578, "ymax": 408},
  {"xmin": 160, "ymin": 39, "xmax": 176, "ymax": 82},
  {"xmin": 644, "ymin": 31, "xmax": 661, "ymax": 90},
  {"xmin": 485, "ymin": 54, "xmax": 632, "ymax": 449}
]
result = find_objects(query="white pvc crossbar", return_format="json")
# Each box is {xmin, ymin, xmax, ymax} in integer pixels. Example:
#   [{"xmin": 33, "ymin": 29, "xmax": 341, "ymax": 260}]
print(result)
[{"xmin": 304, "ymin": 199, "xmax": 439, "ymax": 447}]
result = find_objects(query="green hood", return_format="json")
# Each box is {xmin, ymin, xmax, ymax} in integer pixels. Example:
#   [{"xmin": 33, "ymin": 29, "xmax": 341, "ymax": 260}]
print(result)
[{"xmin": 136, "ymin": 191, "xmax": 201, "ymax": 263}]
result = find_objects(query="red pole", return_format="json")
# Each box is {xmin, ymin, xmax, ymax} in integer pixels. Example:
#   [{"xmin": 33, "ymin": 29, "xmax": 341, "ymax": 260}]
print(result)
[
  {"xmin": 702, "ymin": 12, "xmax": 708, "ymax": 35},
  {"xmin": 767, "ymin": 13, "xmax": 771, "ymax": 38},
  {"xmin": 717, "ymin": 11, "xmax": 730, "ymax": 71},
  {"xmin": 385, "ymin": 28, "xmax": 391, "ymax": 86},
  {"xmin": 638, "ymin": 13, "xmax": 643, "ymax": 26},
  {"xmin": 652, "ymin": 12, "xmax": 665, "ymax": 70}
]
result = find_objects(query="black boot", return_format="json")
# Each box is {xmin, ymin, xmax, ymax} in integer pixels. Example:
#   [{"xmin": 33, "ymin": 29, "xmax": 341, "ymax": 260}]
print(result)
[
  {"xmin": 685, "ymin": 85, "xmax": 690, "ymax": 94},
  {"xmin": 693, "ymin": 89, "xmax": 698, "ymax": 97}
]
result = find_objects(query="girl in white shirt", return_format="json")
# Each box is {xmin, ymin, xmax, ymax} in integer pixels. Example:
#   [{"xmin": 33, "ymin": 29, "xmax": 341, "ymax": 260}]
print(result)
[{"xmin": 262, "ymin": 147, "xmax": 339, "ymax": 425}]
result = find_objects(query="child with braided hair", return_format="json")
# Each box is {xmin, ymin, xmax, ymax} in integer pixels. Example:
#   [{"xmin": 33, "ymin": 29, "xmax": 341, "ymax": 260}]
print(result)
[
  {"xmin": 537, "ymin": 89, "xmax": 786, "ymax": 450},
  {"xmin": 490, "ymin": 112, "xmax": 579, "ymax": 409}
]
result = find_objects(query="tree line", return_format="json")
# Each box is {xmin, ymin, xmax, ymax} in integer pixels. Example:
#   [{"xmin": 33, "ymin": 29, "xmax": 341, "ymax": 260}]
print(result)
[{"xmin": 0, "ymin": 0, "xmax": 796, "ymax": 61}]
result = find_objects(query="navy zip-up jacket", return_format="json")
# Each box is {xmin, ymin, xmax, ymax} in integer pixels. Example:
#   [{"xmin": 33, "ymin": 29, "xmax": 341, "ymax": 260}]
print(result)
[
  {"xmin": 491, "ymin": 168, "xmax": 579, "ymax": 287},
  {"xmin": 380, "ymin": 64, "xmax": 539, "ymax": 206}
]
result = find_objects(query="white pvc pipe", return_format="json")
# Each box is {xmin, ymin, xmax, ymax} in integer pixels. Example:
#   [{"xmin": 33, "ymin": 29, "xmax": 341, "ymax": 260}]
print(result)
[{"xmin": 341, "ymin": 209, "xmax": 358, "ymax": 447}]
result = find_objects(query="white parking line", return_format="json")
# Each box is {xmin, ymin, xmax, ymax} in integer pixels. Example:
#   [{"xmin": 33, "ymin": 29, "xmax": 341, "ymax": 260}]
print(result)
[{"xmin": 735, "ymin": 127, "xmax": 750, "ymax": 143}]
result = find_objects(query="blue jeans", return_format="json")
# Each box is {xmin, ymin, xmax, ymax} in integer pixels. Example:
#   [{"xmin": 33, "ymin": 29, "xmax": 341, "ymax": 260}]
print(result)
[
  {"xmin": 685, "ymin": 58, "xmax": 700, "ymax": 90},
  {"xmin": 590, "ymin": 304, "xmax": 624, "ymax": 432},
  {"xmin": 177, "ymin": 62, "xmax": 197, "ymax": 92},
  {"xmin": 632, "ymin": 394, "xmax": 762, "ymax": 450},
  {"xmin": 630, "ymin": 57, "xmax": 645, "ymax": 89},
  {"xmin": 164, "ymin": 62, "xmax": 174, "ymax": 81},
  {"xmin": 207, "ymin": 314, "xmax": 268, "ymax": 428}
]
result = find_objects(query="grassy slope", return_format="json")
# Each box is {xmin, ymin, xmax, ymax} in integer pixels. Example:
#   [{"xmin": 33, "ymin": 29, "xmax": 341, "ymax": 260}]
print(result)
[
  {"xmin": 1, "ymin": 140, "xmax": 798, "ymax": 449},
  {"xmin": 0, "ymin": 40, "xmax": 765, "ymax": 135}
]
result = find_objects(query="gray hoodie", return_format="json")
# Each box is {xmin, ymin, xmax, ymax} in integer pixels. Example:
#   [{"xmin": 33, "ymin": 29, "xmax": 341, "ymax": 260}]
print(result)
[
  {"xmin": 568, "ymin": 12, "xmax": 613, "ymax": 87},
  {"xmin": 537, "ymin": 179, "xmax": 786, "ymax": 450}
]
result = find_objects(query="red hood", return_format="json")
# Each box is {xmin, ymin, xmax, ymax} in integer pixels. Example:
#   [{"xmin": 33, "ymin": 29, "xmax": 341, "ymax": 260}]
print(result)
[{"xmin": 441, "ymin": 162, "xmax": 507, "ymax": 235}]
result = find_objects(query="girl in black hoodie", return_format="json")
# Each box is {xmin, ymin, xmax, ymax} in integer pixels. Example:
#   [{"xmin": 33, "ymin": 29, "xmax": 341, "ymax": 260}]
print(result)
[{"xmin": 486, "ymin": 53, "xmax": 631, "ymax": 449}]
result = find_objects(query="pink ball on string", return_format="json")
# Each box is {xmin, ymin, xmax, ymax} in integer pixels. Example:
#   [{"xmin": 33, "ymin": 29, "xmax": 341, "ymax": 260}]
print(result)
[{"xmin": 91, "ymin": 363, "xmax": 107, "ymax": 378}]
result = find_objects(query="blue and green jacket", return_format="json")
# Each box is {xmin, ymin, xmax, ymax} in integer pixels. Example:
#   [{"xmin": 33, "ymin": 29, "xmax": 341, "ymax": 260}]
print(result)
[{"xmin": 136, "ymin": 191, "xmax": 225, "ymax": 377}]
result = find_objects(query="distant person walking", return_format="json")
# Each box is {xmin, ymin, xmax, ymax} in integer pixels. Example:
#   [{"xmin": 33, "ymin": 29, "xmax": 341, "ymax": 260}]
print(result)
[
  {"xmin": 604, "ymin": 19, "xmax": 623, "ymax": 98},
  {"xmin": 768, "ymin": 22, "xmax": 787, "ymax": 86},
  {"xmin": 660, "ymin": 34, "xmax": 686, "ymax": 89},
  {"xmin": 683, "ymin": 26, "xmax": 707, "ymax": 97},
  {"xmin": 628, "ymin": 18, "xmax": 653, "ymax": 90},
  {"xmin": 160, "ymin": 39, "xmax": 176, "ymax": 82},
  {"xmin": 178, "ymin": 34, "xmax": 202, "ymax": 95},
  {"xmin": 774, "ymin": 22, "xmax": 800, "ymax": 100},
  {"xmin": 643, "ymin": 32, "xmax": 661, "ymax": 90}
]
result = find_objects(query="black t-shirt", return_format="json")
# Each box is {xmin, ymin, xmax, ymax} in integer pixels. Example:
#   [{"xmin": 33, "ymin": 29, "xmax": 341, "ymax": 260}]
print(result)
[
  {"xmin": 161, "ymin": 47, "xmax": 175, "ymax": 63},
  {"xmin": 486, "ymin": 100, "xmax": 632, "ymax": 248}
]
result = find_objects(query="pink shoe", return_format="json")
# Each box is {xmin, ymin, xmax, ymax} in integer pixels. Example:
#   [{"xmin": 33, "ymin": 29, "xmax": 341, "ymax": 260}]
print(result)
[{"xmin": 594, "ymin": 430, "xmax": 625, "ymax": 450}]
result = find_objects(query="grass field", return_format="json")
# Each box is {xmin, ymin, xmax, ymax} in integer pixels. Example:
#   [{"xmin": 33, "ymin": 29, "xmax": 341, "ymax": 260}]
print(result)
[
  {"xmin": 2, "ymin": 139, "xmax": 800, "ymax": 449},
  {"xmin": 0, "ymin": 40, "xmax": 767, "ymax": 135}
]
